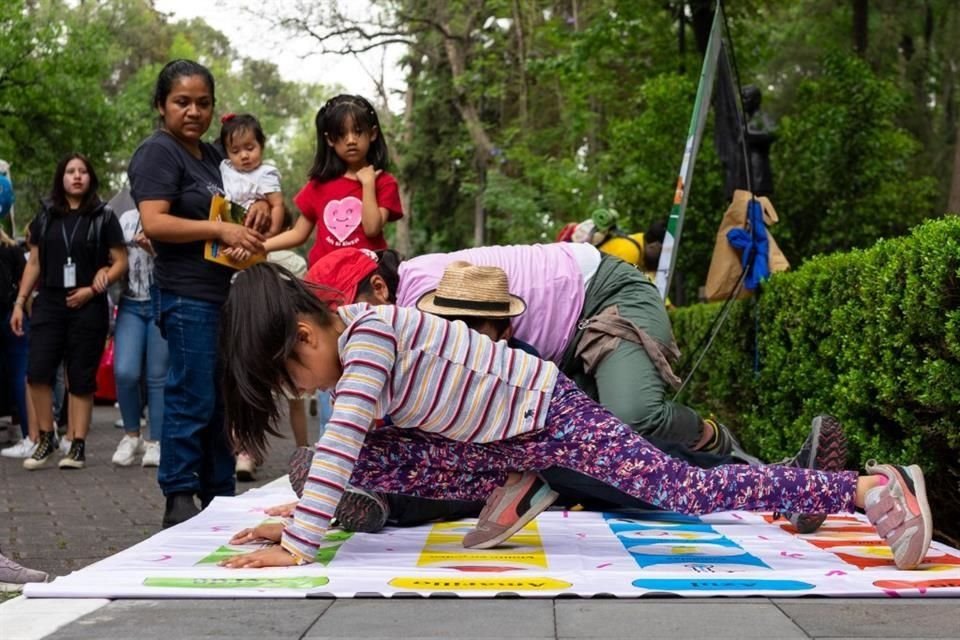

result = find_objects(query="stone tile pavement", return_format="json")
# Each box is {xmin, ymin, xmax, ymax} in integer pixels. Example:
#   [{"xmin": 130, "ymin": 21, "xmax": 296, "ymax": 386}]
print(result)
[
  {"xmin": 17, "ymin": 597, "xmax": 960, "ymax": 640},
  {"xmin": 0, "ymin": 404, "xmax": 297, "ymax": 579}
]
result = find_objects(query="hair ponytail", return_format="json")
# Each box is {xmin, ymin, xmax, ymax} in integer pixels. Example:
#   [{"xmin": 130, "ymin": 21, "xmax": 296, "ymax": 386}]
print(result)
[{"xmin": 221, "ymin": 262, "xmax": 335, "ymax": 458}]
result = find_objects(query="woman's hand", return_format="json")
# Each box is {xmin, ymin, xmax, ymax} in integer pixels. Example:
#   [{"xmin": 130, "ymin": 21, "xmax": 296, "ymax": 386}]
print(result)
[
  {"xmin": 356, "ymin": 165, "xmax": 381, "ymax": 188},
  {"xmin": 9, "ymin": 305, "xmax": 24, "ymax": 336},
  {"xmin": 244, "ymin": 200, "xmax": 273, "ymax": 234},
  {"xmin": 134, "ymin": 233, "xmax": 155, "ymax": 256},
  {"xmin": 229, "ymin": 522, "xmax": 284, "ymax": 545},
  {"xmin": 219, "ymin": 223, "xmax": 265, "ymax": 255},
  {"xmin": 219, "ymin": 545, "xmax": 302, "ymax": 569},
  {"xmin": 91, "ymin": 268, "xmax": 110, "ymax": 294},
  {"xmin": 66, "ymin": 287, "xmax": 95, "ymax": 309},
  {"xmin": 264, "ymin": 502, "xmax": 297, "ymax": 517}
]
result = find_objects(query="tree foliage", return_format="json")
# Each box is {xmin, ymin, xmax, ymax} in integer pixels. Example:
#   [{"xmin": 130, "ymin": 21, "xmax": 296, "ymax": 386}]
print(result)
[
  {"xmin": 263, "ymin": 0, "xmax": 957, "ymax": 303},
  {"xmin": 2, "ymin": 0, "xmax": 957, "ymax": 299},
  {"xmin": 0, "ymin": 0, "xmax": 329, "ymax": 235}
]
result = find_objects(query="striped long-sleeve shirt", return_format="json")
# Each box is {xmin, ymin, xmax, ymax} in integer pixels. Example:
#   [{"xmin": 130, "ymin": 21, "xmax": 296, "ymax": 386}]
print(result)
[{"xmin": 281, "ymin": 304, "xmax": 559, "ymax": 561}]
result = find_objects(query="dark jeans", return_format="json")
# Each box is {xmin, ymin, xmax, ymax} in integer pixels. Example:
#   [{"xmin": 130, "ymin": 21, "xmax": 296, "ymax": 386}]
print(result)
[
  {"xmin": 377, "ymin": 434, "xmax": 736, "ymax": 527},
  {"xmin": 157, "ymin": 291, "xmax": 234, "ymax": 502}
]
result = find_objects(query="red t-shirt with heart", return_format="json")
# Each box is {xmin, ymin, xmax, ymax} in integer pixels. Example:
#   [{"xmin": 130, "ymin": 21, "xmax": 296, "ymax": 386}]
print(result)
[{"xmin": 294, "ymin": 172, "xmax": 404, "ymax": 267}]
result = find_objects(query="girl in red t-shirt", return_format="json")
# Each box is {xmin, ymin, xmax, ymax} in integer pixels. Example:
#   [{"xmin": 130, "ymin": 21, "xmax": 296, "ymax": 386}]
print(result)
[{"xmin": 264, "ymin": 95, "xmax": 403, "ymax": 266}]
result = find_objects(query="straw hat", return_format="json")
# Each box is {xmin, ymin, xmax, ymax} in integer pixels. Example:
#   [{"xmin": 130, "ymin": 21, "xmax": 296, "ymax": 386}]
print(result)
[{"xmin": 416, "ymin": 261, "xmax": 526, "ymax": 318}]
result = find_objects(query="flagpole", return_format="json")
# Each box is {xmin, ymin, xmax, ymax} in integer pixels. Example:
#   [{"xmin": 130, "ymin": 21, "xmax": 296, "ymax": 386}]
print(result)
[{"xmin": 655, "ymin": 4, "xmax": 725, "ymax": 300}]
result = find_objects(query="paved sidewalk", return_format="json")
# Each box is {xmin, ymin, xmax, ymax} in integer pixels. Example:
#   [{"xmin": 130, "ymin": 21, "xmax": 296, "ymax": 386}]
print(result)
[
  {"xmin": 0, "ymin": 404, "xmax": 295, "ymax": 578},
  {"xmin": 6, "ymin": 596, "xmax": 960, "ymax": 639},
  {"xmin": 2, "ymin": 405, "xmax": 959, "ymax": 640}
]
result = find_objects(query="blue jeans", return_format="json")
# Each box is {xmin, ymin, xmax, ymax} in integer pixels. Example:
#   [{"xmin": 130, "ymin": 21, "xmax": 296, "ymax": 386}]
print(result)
[
  {"xmin": 157, "ymin": 291, "xmax": 234, "ymax": 501},
  {"xmin": 114, "ymin": 297, "xmax": 168, "ymax": 441},
  {"xmin": 2, "ymin": 310, "xmax": 29, "ymax": 437}
]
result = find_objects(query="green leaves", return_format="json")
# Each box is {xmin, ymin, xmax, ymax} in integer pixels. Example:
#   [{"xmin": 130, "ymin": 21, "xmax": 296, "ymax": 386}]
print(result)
[
  {"xmin": 0, "ymin": 0, "xmax": 327, "ymax": 235},
  {"xmin": 672, "ymin": 217, "xmax": 960, "ymax": 540}
]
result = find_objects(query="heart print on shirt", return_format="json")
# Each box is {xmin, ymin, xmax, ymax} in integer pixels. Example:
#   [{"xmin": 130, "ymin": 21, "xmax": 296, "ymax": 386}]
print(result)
[{"xmin": 323, "ymin": 196, "xmax": 364, "ymax": 245}]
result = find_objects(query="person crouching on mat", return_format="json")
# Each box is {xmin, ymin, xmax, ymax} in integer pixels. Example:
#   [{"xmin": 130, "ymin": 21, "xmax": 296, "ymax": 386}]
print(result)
[{"xmin": 218, "ymin": 263, "xmax": 933, "ymax": 571}]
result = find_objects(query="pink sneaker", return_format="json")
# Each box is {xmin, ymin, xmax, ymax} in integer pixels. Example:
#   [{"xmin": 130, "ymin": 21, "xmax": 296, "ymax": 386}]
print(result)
[
  {"xmin": 462, "ymin": 472, "xmax": 558, "ymax": 549},
  {"xmin": 863, "ymin": 461, "xmax": 933, "ymax": 570}
]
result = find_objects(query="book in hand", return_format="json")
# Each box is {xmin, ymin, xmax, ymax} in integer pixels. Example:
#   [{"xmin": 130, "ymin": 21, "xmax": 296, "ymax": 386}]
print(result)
[{"xmin": 203, "ymin": 193, "xmax": 265, "ymax": 270}]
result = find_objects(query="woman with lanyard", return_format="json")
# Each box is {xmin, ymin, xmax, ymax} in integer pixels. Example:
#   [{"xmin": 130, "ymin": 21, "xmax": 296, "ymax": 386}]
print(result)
[
  {"xmin": 127, "ymin": 60, "xmax": 270, "ymax": 528},
  {"xmin": 10, "ymin": 153, "xmax": 127, "ymax": 470}
]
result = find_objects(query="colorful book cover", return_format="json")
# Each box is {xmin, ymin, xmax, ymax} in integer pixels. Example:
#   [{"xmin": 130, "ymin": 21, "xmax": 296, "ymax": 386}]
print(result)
[{"xmin": 203, "ymin": 193, "xmax": 264, "ymax": 270}]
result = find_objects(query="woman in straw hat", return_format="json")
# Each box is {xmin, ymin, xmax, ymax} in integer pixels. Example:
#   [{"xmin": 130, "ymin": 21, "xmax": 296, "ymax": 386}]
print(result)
[
  {"xmin": 299, "ymin": 250, "xmax": 846, "ymax": 537},
  {"xmin": 308, "ymin": 244, "xmax": 745, "ymax": 461}
]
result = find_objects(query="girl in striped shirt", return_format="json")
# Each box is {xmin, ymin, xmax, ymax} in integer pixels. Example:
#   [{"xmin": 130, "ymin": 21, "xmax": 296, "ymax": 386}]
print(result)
[{"xmin": 219, "ymin": 263, "xmax": 933, "ymax": 572}]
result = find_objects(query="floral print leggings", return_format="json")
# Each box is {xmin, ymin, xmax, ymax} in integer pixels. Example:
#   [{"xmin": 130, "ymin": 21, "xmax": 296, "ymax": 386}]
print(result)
[{"xmin": 348, "ymin": 374, "xmax": 859, "ymax": 517}]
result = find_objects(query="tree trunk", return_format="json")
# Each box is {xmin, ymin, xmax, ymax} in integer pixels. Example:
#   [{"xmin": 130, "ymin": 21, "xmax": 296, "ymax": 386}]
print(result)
[
  {"xmin": 677, "ymin": 4, "xmax": 687, "ymax": 73},
  {"xmin": 853, "ymin": 0, "xmax": 868, "ymax": 57},
  {"xmin": 440, "ymin": 20, "xmax": 492, "ymax": 245},
  {"xmin": 511, "ymin": 0, "xmax": 528, "ymax": 126},
  {"xmin": 689, "ymin": 0, "xmax": 713, "ymax": 54},
  {"xmin": 949, "ymin": 134, "xmax": 960, "ymax": 213},
  {"xmin": 474, "ymin": 151, "xmax": 487, "ymax": 246},
  {"xmin": 442, "ymin": 34, "xmax": 497, "ymax": 158},
  {"xmin": 393, "ymin": 69, "xmax": 418, "ymax": 257}
]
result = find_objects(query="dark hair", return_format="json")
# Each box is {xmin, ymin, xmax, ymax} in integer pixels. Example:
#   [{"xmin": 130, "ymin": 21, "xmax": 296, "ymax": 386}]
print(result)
[
  {"xmin": 50, "ymin": 153, "xmax": 100, "ymax": 214},
  {"xmin": 308, "ymin": 94, "xmax": 389, "ymax": 182},
  {"xmin": 221, "ymin": 262, "xmax": 338, "ymax": 459},
  {"xmin": 645, "ymin": 220, "xmax": 667, "ymax": 245},
  {"xmin": 444, "ymin": 316, "xmax": 512, "ymax": 339},
  {"xmin": 643, "ymin": 220, "xmax": 667, "ymax": 272},
  {"xmin": 152, "ymin": 59, "xmax": 216, "ymax": 113},
  {"xmin": 219, "ymin": 113, "xmax": 265, "ymax": 150},
  {"xmin": 355, "ymin": 249, "xmax": 402, "ymax": 303}
]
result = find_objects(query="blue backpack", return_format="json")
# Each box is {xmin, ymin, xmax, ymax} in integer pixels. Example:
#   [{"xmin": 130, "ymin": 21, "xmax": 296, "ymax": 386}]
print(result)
[{"xmin": 0, "ymin": 173, "xmax": 13, "ymax": 220}]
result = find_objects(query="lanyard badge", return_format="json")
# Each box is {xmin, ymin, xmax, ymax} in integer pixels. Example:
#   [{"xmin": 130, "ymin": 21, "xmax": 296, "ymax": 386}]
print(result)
[{"xmin": 61, "ymin": 219, "xmax": 81, "ymax": 289}]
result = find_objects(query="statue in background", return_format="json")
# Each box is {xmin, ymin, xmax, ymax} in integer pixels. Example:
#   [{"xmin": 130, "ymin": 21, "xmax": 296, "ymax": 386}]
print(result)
[{"xmin": 741, "ymin": 85, "xmax": 776, "ymax": 197}]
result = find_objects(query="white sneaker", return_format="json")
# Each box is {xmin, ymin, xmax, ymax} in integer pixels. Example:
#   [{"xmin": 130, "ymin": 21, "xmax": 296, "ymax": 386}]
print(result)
[
  {"xmin": 141, "ymin": 441, "xmax": 160, "ymax": 467},
  {"xmin": 235, "ymin": 453, "xmax": 258, "ymax": 481},
  {"xmin": 111, "ymin": 435, "xmax": 143, "ymax": 467},
  {"xmin": 59, "ymin": 437, "xmax": 72, "ymax": 456},
  {"xmin": 1, "ymin": 437, "xmax": 38, "ymax": 459}
]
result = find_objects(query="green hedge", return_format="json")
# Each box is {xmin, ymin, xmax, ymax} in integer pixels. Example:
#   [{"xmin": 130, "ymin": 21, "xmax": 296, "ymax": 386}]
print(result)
[{"xmin": 670, "ymin": 216, "xmax": 960, "ymax": 543}]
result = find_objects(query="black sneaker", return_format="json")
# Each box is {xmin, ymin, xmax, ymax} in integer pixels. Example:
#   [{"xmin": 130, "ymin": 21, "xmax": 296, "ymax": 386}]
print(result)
[
  {"xmin": 776, "ymin": 415, "xmax": 849, "ymax": 533},
  {"xmin": 333, "ymin": 488, "xmax": 390, "ymax": 533},
  {"xmin": 23, "ymin": 432, "xmax": 57, "ymax": 470},
  {"xmin": 162, "ymin": 493, "xmax": 200, "ymax": 529},
  {"xmin": 58, "ymin": 439, "xmax": 86, "ymax": 469}
]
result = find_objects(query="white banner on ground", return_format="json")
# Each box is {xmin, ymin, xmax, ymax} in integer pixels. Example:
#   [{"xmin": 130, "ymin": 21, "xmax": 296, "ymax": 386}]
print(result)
[{"xmin": 25, "ymin": 481, "xmax": 960, "ymax": 599}]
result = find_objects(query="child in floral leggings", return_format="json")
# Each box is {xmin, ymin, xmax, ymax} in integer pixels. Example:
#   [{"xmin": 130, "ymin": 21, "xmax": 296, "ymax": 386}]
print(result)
[{"xmin": 218, "ymin": 263, "xmax": 933, "ymax": 571}]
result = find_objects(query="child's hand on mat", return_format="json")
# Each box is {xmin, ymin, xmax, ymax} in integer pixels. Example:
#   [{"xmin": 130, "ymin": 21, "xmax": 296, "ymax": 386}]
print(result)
[
  {"xmin": 229, "ymin": 522, "xmax": 284, "ymax": 545},
  {"xmin": 264, "ymin": 502, "xmax": 297, "ymax": 517},
  {"xmin": 220, "ymin": 546, "xmax": 300, "ymax": 569}
]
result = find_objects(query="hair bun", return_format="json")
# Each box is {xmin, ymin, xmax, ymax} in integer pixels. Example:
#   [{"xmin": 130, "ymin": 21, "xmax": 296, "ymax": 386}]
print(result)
[{"xmin": 220, "ymin": 112, "xmax": 236, "ymax": 124}]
